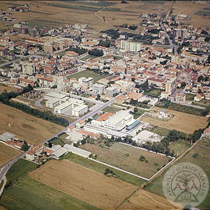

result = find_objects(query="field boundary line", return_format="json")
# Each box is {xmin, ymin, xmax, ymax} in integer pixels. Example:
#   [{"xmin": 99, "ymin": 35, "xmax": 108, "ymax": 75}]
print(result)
[{"xmin": 88, "ymin": 158, "xmax": 149, "ymax": 181}]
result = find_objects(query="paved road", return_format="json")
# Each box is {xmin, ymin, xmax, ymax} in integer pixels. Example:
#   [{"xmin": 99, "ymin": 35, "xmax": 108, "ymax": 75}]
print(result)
[
  {"xmin": 0, "ymin": 92, "xmax": 122, "ymax": 188},
  {"xmin": 160, "ymin": 21, "xmax": 178, "ymax": 56}
]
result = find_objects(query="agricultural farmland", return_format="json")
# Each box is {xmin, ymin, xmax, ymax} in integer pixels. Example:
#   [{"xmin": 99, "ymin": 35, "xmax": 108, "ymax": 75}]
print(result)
[
  {"xmin": 145, "ymin": 139, "xmax": 210, "ymax": 209},
  {"xmin": 80, "ymin": 142, "xmax": 172, "ymax": 179},
  {"xmin": 29, "ymin": 159, "xmax": 137, "ymax": 210},
  {"xmin": 0, "ymin": 143, "xmax": 21, "ymax": 167},
  {"xmin": 141, "ymin": 106, "xmax": 208, "ymax": 134},
  {"xmin": 0, "ymin": 176, "xmax": 98, "ymax": 210},
  {"xmin": 0, "ymin": 103, "xmax": 64, "ymax": 145}
]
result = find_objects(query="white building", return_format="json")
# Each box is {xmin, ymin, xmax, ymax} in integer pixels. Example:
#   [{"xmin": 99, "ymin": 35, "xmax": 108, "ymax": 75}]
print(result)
[
  {"xmin": 93, "ymin": 83, "xmax": 105, "ymax": 94},
  {"xmin": 21, "ymin": 62, "xmax": 36, "ymax": 75},
  {"xmin": 64, "ymin": 144, "xmax": 91, "ymax": 158},
  {"xmin": 103, "ymin": 110, "xmax": 133, "ymax": 130},
  {"xmin": 120, "ymin": 40, "xmax": 141, "ymax": 52},
  {"xmin": 54, "ymin": 102, "xmax": 72, "ymax": 114},
  {"xmin": 72, "ymin": 104, "xmax": 88, "ymax": 117},
  {"xmin": 46, "ymin": 98, "xmax": 60, "ymax": 108}
]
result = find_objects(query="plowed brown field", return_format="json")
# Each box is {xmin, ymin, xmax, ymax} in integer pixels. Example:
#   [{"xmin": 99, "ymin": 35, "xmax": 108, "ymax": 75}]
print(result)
[{"xmin": 29, "ymin": 159, "xmax": 138, "ymax": 210}]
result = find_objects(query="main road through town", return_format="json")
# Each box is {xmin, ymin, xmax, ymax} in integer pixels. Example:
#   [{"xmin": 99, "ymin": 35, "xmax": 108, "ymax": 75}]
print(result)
[{"xmin": 0, "ymin": 92, "xmax": 123, "ymax": 182}]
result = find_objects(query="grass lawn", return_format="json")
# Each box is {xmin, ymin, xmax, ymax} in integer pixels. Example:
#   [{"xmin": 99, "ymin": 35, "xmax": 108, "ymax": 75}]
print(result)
[
  {"xmin": 67, "ymin": 70, "xmax": 106, "ymax": 83},
  {"xmin": 144, "ymin": 88, "xmax": 162, "ymax": 97},
  {"xmin": 61, "ymin": 153, "xmax": 145, "ymax": 186},
  {"xmin": 186, "ymin": 93, "xmax": 195, "ymax": 101},
  {"xmin": 49, "ymin": 138, "xmax": 65, "ymax": 147},
  {"xmin": 6, "ymin": 159, "xmax": 36, "ymax": 185},
  {"xmin": 0, "ymin": 143, "xmax": 22, "ymax": 167},
  {"xmin": 80, "ymin": 55, "xmax": 96, "ymax": 61},
  {"xmin": 157, "ymin": 102, "xmax": 204, "ymax": 116},
  {"xmin": 151, "ymin": 126, "xmax": 170, "ymax": 137},
  {"xmin": 0, "ymin": 176, "xmax": 98, "ymax": 210},
  {"xmin": 168, "ymin": 139, "xmax": 191, "ymax": 156},
  {"xmin": 80, "ymin": 142, "xmax": 172, "ymax": 179},
  {"xmin": 145, "ymin": 139, "xmax": 210, "ymax": 209},
  {"xmin": 102, "ymin": 105, "xmax": 123, "ymax": 113}
]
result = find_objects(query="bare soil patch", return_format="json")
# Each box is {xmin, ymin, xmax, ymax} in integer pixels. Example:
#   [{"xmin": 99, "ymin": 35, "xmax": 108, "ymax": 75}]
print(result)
[{"xmin": 142, "ymin": 107, "xmax": 207, "ymax": 134}]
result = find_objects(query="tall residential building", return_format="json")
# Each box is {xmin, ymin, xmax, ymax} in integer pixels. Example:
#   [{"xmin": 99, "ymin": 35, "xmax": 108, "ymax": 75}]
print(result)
[
  {"xmin": 165, "ymin": 77, "xmax": 177, "ymax": 95},
  {"xmin": 120, "ymin": 40, "xmax": 141, "ymax": 52},
  {"xmin": 44, "ymin": 42, "xmax": 53, "ymax": 54},
  {"xmin": 93, "ymin": 83, "xmax": 105, "ymax": 94}
]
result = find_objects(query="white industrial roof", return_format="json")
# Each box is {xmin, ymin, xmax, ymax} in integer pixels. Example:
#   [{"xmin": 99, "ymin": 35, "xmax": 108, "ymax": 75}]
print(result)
[
  {"xmin": 45, "ymin": 91, "xmax": 68, "ymax": 99},
  {"xmin": 55, "ymin": 102, "xmax": 71, "ymax": 110},
  {"xmin": 0, "ymin": 132, "xmax": 15, "ymax": 142},
  {"xmin": 51, "ymin": 147, "xmax": 67, "ymax": 159},
  {"xmin": 73, "ymin": 104, "xmax": 87, "ymax": 111},
  {"xmin": 64, "ymin": 144, "xmax": 91, "ymax": 158}
]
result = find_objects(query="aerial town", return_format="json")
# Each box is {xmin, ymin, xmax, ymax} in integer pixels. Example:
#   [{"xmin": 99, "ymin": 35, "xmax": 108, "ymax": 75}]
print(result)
[{"xmin": 0, "ymin": 1, "xmax": 209, "ymax": 210}]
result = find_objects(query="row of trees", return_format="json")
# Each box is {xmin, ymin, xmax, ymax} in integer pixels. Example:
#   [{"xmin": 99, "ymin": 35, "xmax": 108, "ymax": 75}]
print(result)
[
  {"xmin": 0, "ymin": 85, "xmax": 69, "ymax": 127},
  {"xmin": 88, "ymin": 48, "xmax": 104, "ymax": 57}
]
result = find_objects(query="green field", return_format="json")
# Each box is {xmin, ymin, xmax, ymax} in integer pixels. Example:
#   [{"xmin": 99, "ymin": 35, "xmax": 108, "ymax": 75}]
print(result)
[
  {"xmin": 196, "ymin": 10, "xmax": 210, "ymax": 17},
  {"xmin": 67, "ymin": 70, "xmax": 106, "ymax": 83},
  {"xmin": 145, "ymin": 139, "xmax": 210, "ymax": 209},
  {"xmin": 102, "ymin": 105, "xmax": 123, "ymax": 113},
  {"xmin": 151, "ymin": 126, "xmax": 170, "ymax": 137},
  {"xmin": 80, "ymin": 55, "xmax": 96, "ymax": 61},
  {"xmin": 168, "ymin": 139, "xmax": 191, "ymax": 156},
  {"xmin": 144, "ymin": 88, "xmax": 162, "ymax": 97},
  {"xmin": 6, "ymin": 159, "xmax": 36, "ymax": 185},
  {"xmin": 186, "ymin": 93, "xmax": 195, "ymax": 101},
  {"xmin": 61, "ymin": 153, "xmax": 146, "ymax": 186},
  {"xmin": 156, "ymin": 102, "xmax": 204, "ymax": 116},
  {"xmin": 0, "ymin": 176, "xmax": 98, "ymax": 210},
  {"xmin": 79, "ymin": 142, "xmax": 172, "ymax": 179}
]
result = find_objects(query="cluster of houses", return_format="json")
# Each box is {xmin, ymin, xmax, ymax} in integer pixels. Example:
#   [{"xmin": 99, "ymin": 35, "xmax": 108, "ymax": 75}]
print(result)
[
  {"xmin": 0, "ymin": 132, "xmax": 24, "ymax": 150},
  {"xmin": 25, "ymin": 143, "xmax": 91, "ymax": 161}
]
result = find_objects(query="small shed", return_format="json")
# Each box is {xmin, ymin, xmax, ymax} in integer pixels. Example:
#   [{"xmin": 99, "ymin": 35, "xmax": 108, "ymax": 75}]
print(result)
[{"xmin": 158, "ymin": 110, "xmax": 168, "ymax": 119}]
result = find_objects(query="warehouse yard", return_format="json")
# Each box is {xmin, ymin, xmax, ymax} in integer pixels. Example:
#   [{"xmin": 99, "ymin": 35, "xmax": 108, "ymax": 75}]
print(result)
[{"xmin": 29, "ymin": 159, "xmax": 138, "ymax": 210}]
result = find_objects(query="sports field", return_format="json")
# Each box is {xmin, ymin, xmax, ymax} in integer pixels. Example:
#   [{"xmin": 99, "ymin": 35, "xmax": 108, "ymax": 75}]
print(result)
[
  {"xmin": 0, "ymin": 103, "xmax": 64, "ymax": 145},
  {"xmin": 29, "ymin": 159, "xmax": 137, "ymax": 210},
  {"xmin": 0, "ymin": 143, "xmax": 21, "ymax": 167},
  {"xmin": 67, "ymin": 70, "xmax": 106, "ymax": 82},
  {"xmin": 80, "ymin": 142, "xmax": 171, "ymax": 179},
  {"xmin": 141, "ymin": 107, "xmax": 207, "ymax": 134}
]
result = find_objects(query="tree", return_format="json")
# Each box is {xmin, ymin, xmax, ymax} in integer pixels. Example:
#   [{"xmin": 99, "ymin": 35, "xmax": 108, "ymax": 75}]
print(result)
[
  {"xmin": 88, "ymin": 48, "xmax": 104, "ymax": 57},
  {"xmin": 134, "ymin": 107, "xmax": 138, "ymax": 113},
  {"xmin": 167, "ymin": 130, "xmax": 180, "ymax": 141},
  {"xmin": 96, "ymin": 94, "xmax": 101, "ymax": 100},
  {"xmin": 139, "ymin": 155, "xmax": 145, "ymax": 162},
  {"xmin": 48, "ymin": 142, "xmax": 52, "ymax": 148},
  {"xmin": 21, "ymin": 140, "xmax": 29, "ymax": 151},
  {"xmin": 181, "ymin": 82, "xmax": 186, "ymax": 88}
]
